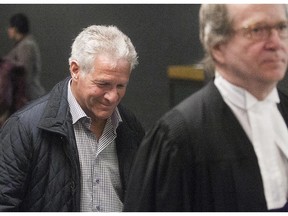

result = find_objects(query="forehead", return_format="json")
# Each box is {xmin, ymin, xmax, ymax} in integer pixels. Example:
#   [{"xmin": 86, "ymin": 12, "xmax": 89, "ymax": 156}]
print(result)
[
  {"xmin": 227, "ymin": 4, "xmax": 287, "ymax": 27},
  {"xmin": 90, "ymin": 54, "xmax": 131, "ymax": 79},
  {"xmin": 94, "ymin": 54, "xmax": 130, "ymax": 70}
]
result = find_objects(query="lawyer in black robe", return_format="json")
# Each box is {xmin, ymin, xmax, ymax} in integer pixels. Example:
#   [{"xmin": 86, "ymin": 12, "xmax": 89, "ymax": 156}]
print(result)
[{"xmin": 124, "ymin": 81, "xmax": 288, "ymax": 211}]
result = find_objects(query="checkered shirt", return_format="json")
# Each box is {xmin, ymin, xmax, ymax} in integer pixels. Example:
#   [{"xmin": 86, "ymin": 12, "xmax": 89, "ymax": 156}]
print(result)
[{"xmin": 67, "ymin": 80, "xmax": 123, "ymax": 212}]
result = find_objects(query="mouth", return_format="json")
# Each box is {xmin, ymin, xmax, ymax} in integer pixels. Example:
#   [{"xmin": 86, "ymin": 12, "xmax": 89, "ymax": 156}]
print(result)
[
  {"xmin": 98, "ymin": 103, "xmax": 116, "ymax": 111},
  {"xmin": 262, "ymin": 58, "xmax": 286, "ymax": 66},
  {"xmin": 263, "ymin": 53, "xmax": 286, "ymax": 64},
  {"xmin": 263, "ymin": 56, "xmax": 282, "ymax": 62},
  {"xmin": 99, "ymin": 103, "xmax": 111, "ymax": 109}
]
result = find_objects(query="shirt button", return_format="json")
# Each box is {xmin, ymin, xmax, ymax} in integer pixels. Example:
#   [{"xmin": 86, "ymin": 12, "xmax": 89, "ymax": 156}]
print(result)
[
  {"xmin": 96, "ymin": 206, "xmax": 100, "ymax": 211},
  {"xmin": 96, "ymin": 179, "xmax": 100, "ymax": 184}
]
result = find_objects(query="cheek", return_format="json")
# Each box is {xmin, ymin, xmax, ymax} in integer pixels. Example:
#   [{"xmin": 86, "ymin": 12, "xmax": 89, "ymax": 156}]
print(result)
[
  {"xmin": 119, "ymin": 88, "xmax": 126, "ymax": 96},
  {"xmin": 117, "ymin": 88, "xmax": 127, "ymax": 101},
  {"xmin": 8, "ymin": 30, "xmax": 14, "ymax": 38},
  {"xmin": 234, "ymin": 45, "xmax": 259, "ymax": 65},
  {"xmin": 86, "ymin": 87, "xmax": 102, "ymax": 101},
  {"xmin": 77, "ymin": 84, "xmax": 96, "ymax": 101}
]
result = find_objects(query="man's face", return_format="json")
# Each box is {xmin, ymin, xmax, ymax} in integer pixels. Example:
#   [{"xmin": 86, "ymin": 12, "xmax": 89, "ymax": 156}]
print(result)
[
  {"xmin": 7, "ymin": 26, "xmax": 17, "ymax": 40},
  {"xmin": 70, "ymin": 54, "xmax": 131, "ymax": 123},
  {"xmin": 214, "ymin": 4, "xmax": 288, "ymax": 91}
]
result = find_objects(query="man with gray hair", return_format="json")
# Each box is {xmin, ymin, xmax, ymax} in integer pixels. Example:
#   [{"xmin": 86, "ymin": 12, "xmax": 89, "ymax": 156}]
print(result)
[
  {"xmin": 0, "ymin": 25, "xmax": 145, "ymax": 212},
  {"xmin": 124, "ymin": 4, "xmax": 288, "ymax": 211}
]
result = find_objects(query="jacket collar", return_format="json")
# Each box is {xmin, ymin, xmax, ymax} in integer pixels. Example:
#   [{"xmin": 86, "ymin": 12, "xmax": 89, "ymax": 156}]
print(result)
[{"xmin": 38, "ymin": 77, "xmax": 72, "ymax": 135}]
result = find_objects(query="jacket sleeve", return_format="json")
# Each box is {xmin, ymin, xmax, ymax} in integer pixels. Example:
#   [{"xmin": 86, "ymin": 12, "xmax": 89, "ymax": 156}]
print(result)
[
  {"xmin": 123, "ymin": 109, "xmax": 193, "ymax": 212},
  {"xmin": 0, "ymin": 116, "xmax": 32, "ymax": 211}
]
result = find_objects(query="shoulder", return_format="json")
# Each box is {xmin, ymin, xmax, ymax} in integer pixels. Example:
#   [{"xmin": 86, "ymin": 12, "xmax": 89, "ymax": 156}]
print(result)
[
  {"xmin": 157, "ymin": 109, "xmax": 190, "ymax": 143},
  {"xmin": 0, "ymin": 96, "xmax": 49, "ymax": 157},
  {"xmin": 173, "ymin": 81, "xmax": 222, "ymax": 125},
  {"xmin": 147, "ymin": 81, "xmax": 223, "ymax": 150},
  {"xmin": 142, "ymin": 108, "xmax": 191, "ymax": 157},
  {"xmin": 4, "ymin": 95, "xmax": 49, "ymax": 130},
  {"xmin": 17, "ymin": 35, "xmax": 38, "ymax": 51}
]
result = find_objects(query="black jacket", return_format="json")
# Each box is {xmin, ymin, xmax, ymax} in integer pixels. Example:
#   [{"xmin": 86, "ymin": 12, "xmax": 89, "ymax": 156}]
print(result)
[
  {"xmin": 124, "ymin": 81, "xmax": 288, "ymax": 212},
  {"xmin": 0, "ymin": 77, "xmax": 145, "ymax": 211}
]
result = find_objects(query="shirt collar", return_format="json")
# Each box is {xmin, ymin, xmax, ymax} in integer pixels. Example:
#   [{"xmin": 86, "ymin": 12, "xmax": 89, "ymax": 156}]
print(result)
[
  {"xmin": 214, "ymin": 72, "xmax": 280, "ymax": 111},
  {"xmin": 67, "ymin": 79, "xmax": 122, "ymax": 131},
  {"xmin": 245, "ymin": 87, "xmax": 279, "ymax": 110}
]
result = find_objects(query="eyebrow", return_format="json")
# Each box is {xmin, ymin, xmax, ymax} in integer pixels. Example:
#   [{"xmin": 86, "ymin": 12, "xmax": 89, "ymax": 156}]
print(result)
[{"xmin": 243, "ymin": 20, "xmax": 288, "ymax": 27}]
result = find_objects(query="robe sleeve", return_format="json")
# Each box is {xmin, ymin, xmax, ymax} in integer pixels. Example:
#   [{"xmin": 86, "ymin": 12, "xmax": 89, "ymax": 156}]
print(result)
[{"xmin": 124, "ymin": 109, "xmax": 194, "ymax": 211}]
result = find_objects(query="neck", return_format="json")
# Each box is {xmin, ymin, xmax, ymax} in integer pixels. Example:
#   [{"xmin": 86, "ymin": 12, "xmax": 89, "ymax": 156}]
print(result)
[
  {"xmin": 90, "ymin": 119, "xmax": 107, "ymax": 140},
  {"xmin": 217, "ymin": 70, "xmax": 276, "ymax": 101},
  {"xmin": 15, "ymin": 33, "xmax": 26, "ymax": 42},
  {"xmin": 247, "ymin": 85, "xmax": 276, "ymax": 101}
]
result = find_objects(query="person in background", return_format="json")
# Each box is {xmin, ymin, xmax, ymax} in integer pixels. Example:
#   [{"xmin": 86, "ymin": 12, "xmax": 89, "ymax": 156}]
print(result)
[
  {"xmin": 124, "ymin": 4, "xmax": 288, "ymax": 212},
  {"xmin": 0, "ymin": 25, "xmax": 145, "ymax": 212},
  {"xmin": 5, "ymin": 13, "xmax": 45, "ymax": 101}
]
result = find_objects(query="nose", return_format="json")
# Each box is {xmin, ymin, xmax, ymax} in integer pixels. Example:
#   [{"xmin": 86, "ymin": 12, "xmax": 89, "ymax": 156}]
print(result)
[
  {"xmin": 265, "ymin": 28, "xmax": 282, "ymax": 49},
  {"xmin": 104, "ymin": 87, "xmax": 119, "ymax": 103}
]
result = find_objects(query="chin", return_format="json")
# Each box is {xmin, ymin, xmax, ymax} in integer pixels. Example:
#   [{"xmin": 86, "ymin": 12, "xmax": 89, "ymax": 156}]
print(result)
[
  {"xmin": 265, "ymin": 68, "xmax": 286, "ymax": 80},
  {"xmin": 97, "ymin": 112, "xmax": 113, "ymax": 120},
  {"xmin": 276, "ymin": 70, "xmax": 286, "ymax": 80}
]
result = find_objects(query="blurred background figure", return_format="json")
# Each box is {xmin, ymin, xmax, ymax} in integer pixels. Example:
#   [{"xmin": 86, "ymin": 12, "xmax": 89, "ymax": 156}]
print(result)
[{"xmin": 4, "ymin": 13, "xmax": 45, "ymax": 101}]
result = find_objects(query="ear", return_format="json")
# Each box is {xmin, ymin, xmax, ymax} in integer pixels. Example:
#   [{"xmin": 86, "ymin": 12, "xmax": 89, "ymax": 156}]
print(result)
[
  {"xmin": 70, "ymin": 60, "xmax": 80, "ymax": 81},
  {"xmin": 211, "ymin": 43, "xmax": 226, "ymax": 65}
]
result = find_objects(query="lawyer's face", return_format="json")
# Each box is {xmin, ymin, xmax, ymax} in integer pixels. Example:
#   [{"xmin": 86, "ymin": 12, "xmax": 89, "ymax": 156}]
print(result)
[{"xmin": 214, "ymin": 4, "xmax": 288, "ymax": 90}]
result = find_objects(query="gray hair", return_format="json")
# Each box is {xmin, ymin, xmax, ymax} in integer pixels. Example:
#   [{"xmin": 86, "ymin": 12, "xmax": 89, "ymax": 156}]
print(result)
[
  {"xmin": 199, "ymin": 4, "xmax": 232, "ymax": 76},
  {"xmin": 69, "ymin": 25, "xmax": 138, "ymax": 74}
]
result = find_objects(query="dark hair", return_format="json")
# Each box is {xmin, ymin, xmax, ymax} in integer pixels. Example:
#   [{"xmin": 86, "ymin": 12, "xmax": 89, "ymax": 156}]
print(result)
[{"xmin": 9, "ymin": 13, "xmax": 30, "ymax": 34}]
